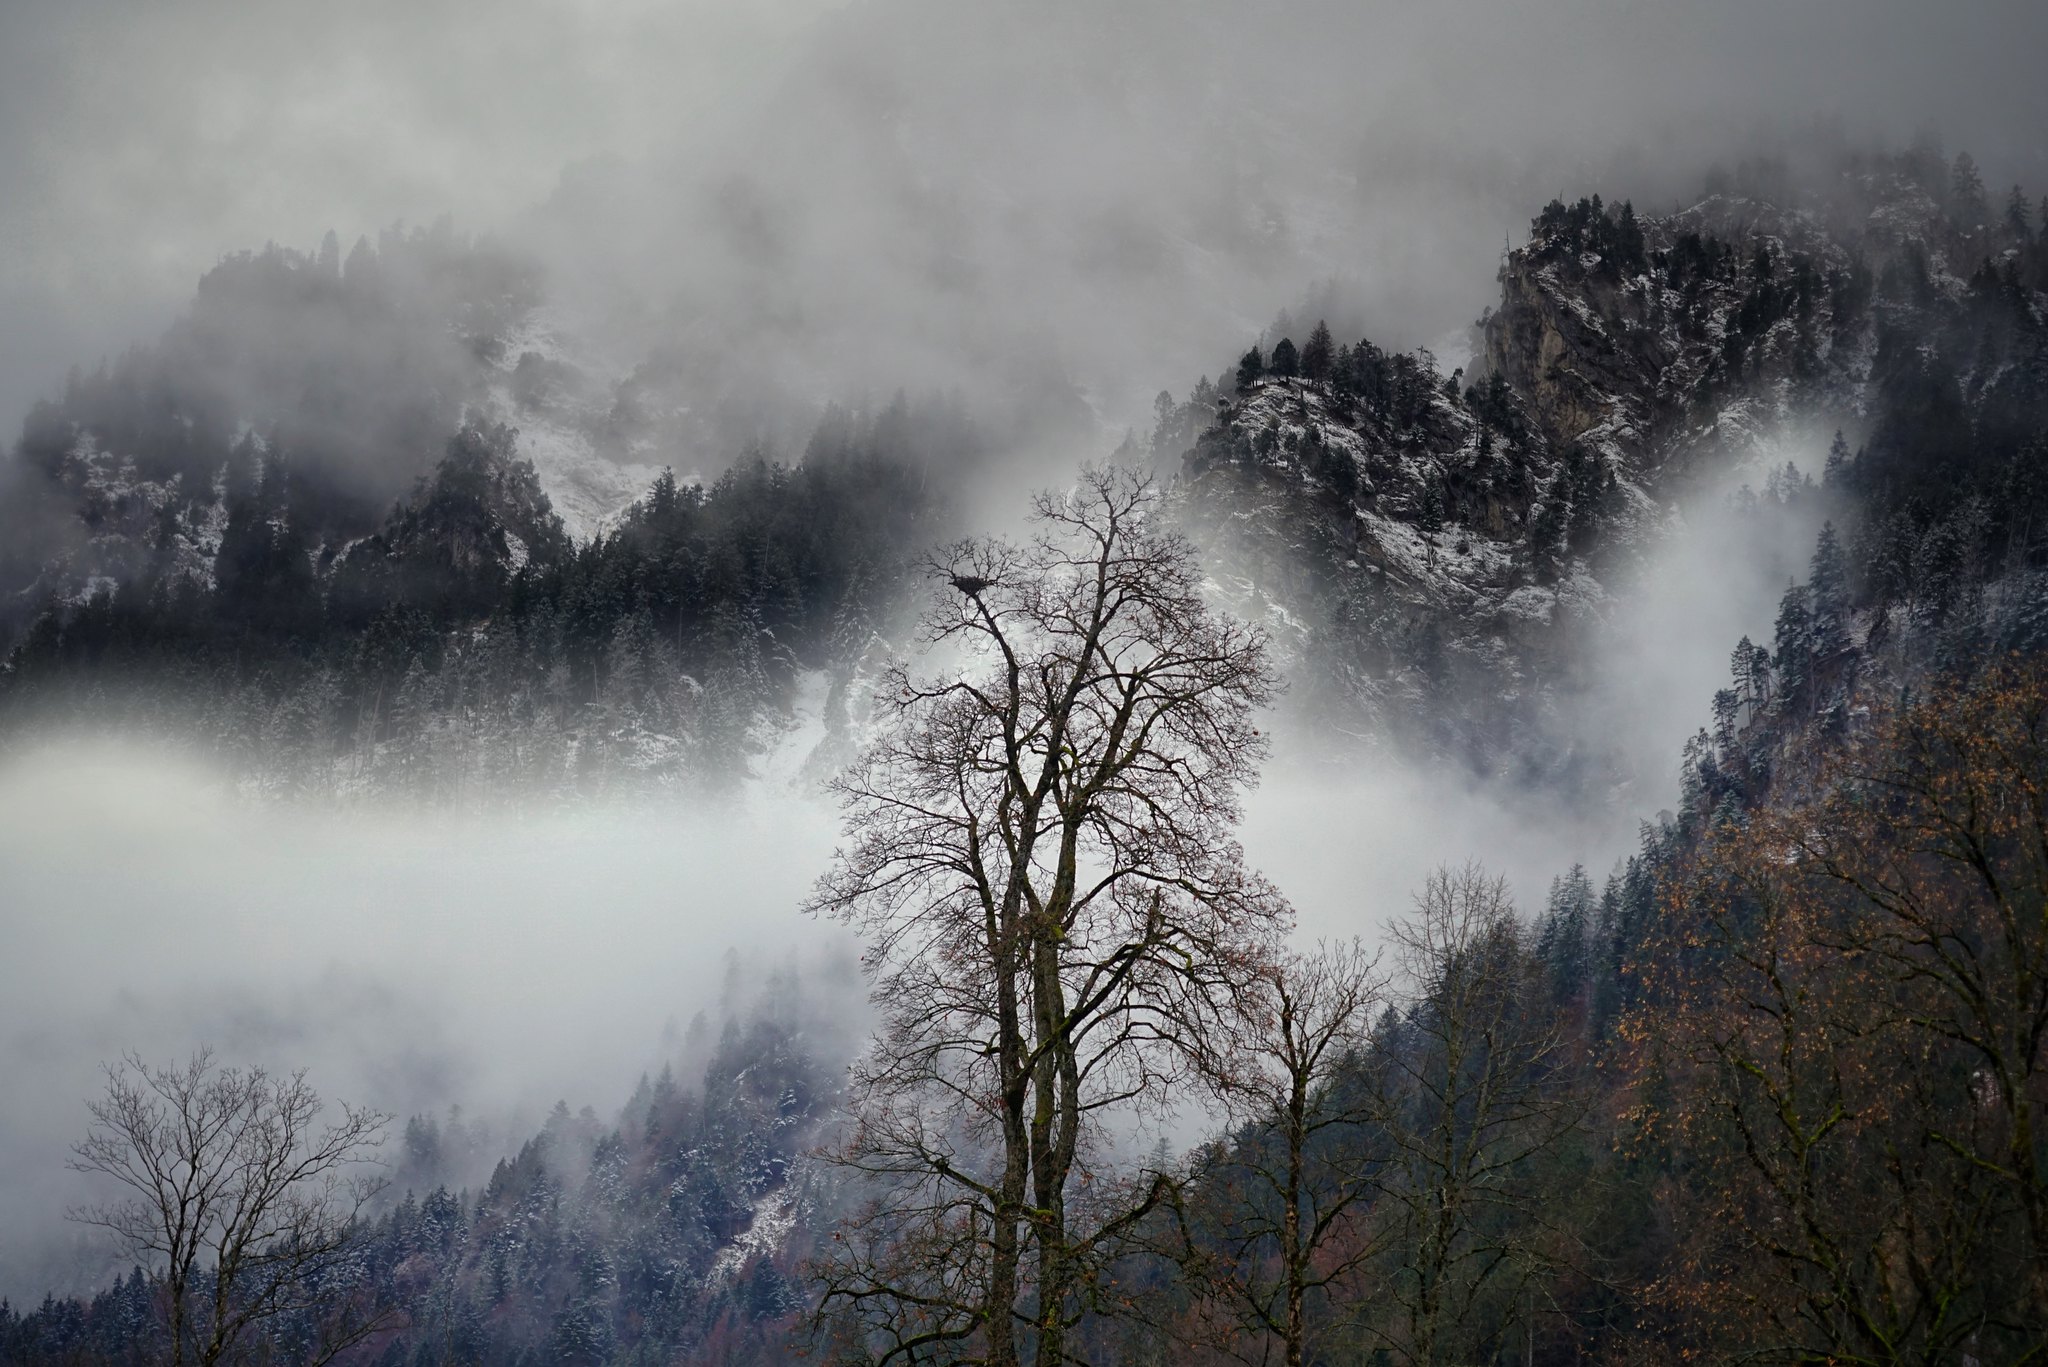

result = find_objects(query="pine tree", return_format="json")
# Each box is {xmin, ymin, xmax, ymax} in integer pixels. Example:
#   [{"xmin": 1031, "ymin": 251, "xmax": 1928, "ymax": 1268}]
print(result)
[
  {"xmin": 1270, "ymin": 336, "xmax": 1300, "ymax": 378},
  {"xmin": 1712, "ymin": 687, "xmax": 1741, "ymax": 753},
  {"xmin": 1300, "ymin": 320, "xmax": 1335, "ymax": 381},
  {"xmin": 341, "ymin": 234, "xmax": 376, "ymax": 286},
  {"xmin": 1235, "ymin": 346, "xmax": 1266, "ymax": 391},
  {"xmin": 1615, "ymin": 199, "xmax": 1646, "ymax": 272},
  {"xmin": 1730, "ymin": 636, "xmax": 1759, "ymax": 710},
  {"xmin": 1808, "ymin": 522, "xmax": 1850, "ymax": 660},
  {"xmin": 1952, "ymin": 151, "xmax": 1987, "ymax": 229}
]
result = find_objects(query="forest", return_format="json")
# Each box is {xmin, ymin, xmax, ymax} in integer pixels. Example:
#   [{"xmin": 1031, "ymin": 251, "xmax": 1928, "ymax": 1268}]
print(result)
[{"xmin": 3, "ymin": 134, "xmax": 2048, "ymax": 1366}]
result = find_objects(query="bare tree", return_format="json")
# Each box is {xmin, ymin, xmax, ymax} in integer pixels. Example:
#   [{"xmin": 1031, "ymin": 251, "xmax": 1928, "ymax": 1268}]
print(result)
[
  {"xmin": 1173, "ymin": 939, "xmax": 1390, "ymax": 1367},
  {"xmin": 1365, "ymin": 863, "xmax": 1583, "ymax": 1367},
  {"xmin": 1635, "ymin": 665, "xmax": 2048, "ymax": 1361},
  {"xmin": 807, "ymin": 466, "xmax": 1287, "ymax": 1367},
  {"xmin": 69, "ymin": 1049, "xmax": 395, "ymax": 1367}
]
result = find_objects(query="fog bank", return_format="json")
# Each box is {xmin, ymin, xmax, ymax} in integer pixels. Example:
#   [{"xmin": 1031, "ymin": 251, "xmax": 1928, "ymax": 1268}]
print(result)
[{"xmin": 0, "ymin": 741, "xmax": 856, "ymax": 1301}]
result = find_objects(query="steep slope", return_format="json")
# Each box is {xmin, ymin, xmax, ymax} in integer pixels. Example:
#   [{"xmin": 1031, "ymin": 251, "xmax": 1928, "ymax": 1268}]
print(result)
[{"xmin": 1165, "ymin": 156, "xmax": 2048, "ymax": 798}]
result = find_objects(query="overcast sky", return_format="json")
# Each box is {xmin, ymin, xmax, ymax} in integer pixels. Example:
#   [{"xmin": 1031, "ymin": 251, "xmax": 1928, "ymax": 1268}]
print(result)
[{"xmin": 2, "ymin": 0, "xmax": 2044, "ymax": 438}]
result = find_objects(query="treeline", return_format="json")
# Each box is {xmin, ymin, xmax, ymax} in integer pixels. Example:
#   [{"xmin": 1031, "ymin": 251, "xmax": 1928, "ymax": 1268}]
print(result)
[
  {"xmin": 0, "ymin": 398, "xmax": 963, "ymax": 796},
  {"xmin": 0, "ymin": 209, "xmax": 975, "ymax": 794},
  {"xmin": 0, "ymin": 224, "xmax": 536, "ymax": 628}
]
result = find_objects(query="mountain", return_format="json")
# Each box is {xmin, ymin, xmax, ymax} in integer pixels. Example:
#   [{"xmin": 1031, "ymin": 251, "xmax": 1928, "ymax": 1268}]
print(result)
[
  {"xmin": 1167, "ymin": 149, "xmax": 2048, "ymax": 801},
  {"xmin": 3, "ymin": 143, "xmax": 2047, "ymax": 1365}
]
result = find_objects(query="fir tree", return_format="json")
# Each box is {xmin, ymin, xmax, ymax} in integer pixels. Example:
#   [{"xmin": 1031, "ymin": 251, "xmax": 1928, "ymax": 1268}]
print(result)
[
  {"xmin": 1270, "ymin": 336, "xmax": 1300, "ymax": 378},
  {"xmin": 1300, "ymin": 320, "xmax": 1334, "ymax": 381},
  {"xmin": 1235, "ymin": 345, "xmax": 1266, "ymax": 391},
  {"xmin": 1951, "ymin": 151, "xmax": 1987, "ymax": 228}
]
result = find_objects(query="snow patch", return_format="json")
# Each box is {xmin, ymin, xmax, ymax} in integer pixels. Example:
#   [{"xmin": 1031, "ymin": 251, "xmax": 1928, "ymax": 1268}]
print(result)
[{"xmin": 707, "ymin": 1189, "xmax": 798, "ymax": 1287}]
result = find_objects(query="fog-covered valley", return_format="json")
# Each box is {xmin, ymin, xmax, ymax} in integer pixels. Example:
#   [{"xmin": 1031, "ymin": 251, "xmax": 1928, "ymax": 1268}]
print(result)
[{"xmin": 5, "ymin": 1, "xmax": 2048, "ymax": 1363}]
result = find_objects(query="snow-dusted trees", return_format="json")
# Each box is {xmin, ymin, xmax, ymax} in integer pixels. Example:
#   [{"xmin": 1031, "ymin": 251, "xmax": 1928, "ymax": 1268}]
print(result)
[
  {"xmin": 1270, "ymin": 338, "xmax": 1300, "ymax": 379},
  {"xmin": 1299, "ymin": 322, "xmax": 1334, "ymax": 383},
  {"xmin": 807, "ymin": 467, "xmax": 1286, "ymax": 1367}
]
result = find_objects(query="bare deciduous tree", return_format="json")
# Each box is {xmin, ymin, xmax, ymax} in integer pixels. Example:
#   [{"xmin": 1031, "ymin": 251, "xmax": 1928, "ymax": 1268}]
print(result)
[
  {"xmin": 1367, "ymin": 863, "xmax": 1583, "ymax": 1367},
  {"xmin": 1173, "ymin": 939, "xmax": 1389, "ymax": 1367},
  {"xmin": 1634, "ymin": 665, "xmax": 2048, "ymax": 1362},
  {"xmin": 807, "ymin": 466, "xmax": 1287, "ymax": 1367},
  {"xmin": 69, "ymin": 1049, "xmax": 395, "ymax": 1367}
]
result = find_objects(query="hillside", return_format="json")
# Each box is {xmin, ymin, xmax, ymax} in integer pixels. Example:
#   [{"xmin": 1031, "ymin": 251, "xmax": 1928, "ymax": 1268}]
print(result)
[
  {"xmin": 4, "ymin": 144, "xmax": 2048, "ymax": 1366},
  {"xmin": 1167, "ymin": 151, "xmax": 2048, "ymax": 801}
]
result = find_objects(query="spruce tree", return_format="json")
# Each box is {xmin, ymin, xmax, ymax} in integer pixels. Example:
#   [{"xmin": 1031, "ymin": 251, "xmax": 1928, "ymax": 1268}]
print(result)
[
  {"xmin": 1808, "ymin": 522, "xmax": 1850, "ymax": 660},
  {"xmin": 1300, "ymin": 320, "xmax": 1335, "ymax": 381},
  {"xmin": 1270, "ymin": 336, "xmax": 1300, "ymax": 378},
  {"xmin": 1952, "ymin": 151, "xmax": 1987, "ymax": 229},
  {"xmin": 1235, "ymin": 346, "xmax": 1266, "ymax": 391},
  {"xmin": 1538, "ymin": 865, "xmax": 1594, "ymax": 1001}
]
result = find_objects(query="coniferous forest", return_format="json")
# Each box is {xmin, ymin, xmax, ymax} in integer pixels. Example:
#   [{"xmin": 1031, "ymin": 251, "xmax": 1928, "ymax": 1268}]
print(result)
[{"xmin": 4, "ymin": 4, "xmax": 2048, "ymax": 1366}]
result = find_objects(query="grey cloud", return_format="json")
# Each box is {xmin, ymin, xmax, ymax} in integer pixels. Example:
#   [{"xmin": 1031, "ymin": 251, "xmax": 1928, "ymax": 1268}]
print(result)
[{"xmin": 4, "ymin": 0, "xmax": 2045, "ymax": 443}]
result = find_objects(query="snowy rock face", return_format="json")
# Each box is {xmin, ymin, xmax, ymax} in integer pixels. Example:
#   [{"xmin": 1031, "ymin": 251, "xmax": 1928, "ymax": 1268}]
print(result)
[
  {"xmin": 1169, "ymin": 177, "xmax": 2040, "ymax": 792},
  {"xmin": 478, "ymin": 310, "xmax": 677, "ymax": 543}
]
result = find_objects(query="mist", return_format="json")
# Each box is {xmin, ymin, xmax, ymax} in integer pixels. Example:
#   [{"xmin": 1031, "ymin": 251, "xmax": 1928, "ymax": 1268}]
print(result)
[
  {"xmin": 5, "ymin": 0, "xmax": 2046, "ymax": 445},
  {"xmin": 0, "ymin": 739, "xmax": 860, "ymax": 1301},
  {"xmin": 4, "ymin": 0, "xmax": 2046, "ymax": 1328},
  {"xmin": 1245, "ymin": 422, "xmax": 1833, "ymax": 935}
]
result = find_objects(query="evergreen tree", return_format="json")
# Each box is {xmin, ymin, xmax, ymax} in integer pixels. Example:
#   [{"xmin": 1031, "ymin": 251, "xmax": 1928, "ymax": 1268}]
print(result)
[
  {"xmin": 1808, "ymin": 522, "xmax": 1850, "ymax": 660},
  {"xmin": 1418, "ymin": 480, "xmax": 1445, "ymax": 535},
  {"xmin": 2007, "ymin": 185, "xmax": 2033, "ymax": 241},
  {"xmin": 1235, "ymin": 345, "xmax": 1266, "ymax": 391},
  {"xmin": 1712, "ymin": 687, "xmax": 1741, "ymax": 753},
  {"xmin": 1538, "ymin": 864, "xmax": 1595, "ymax": 1001},
  {"xmin": 1823, "ymin": 429, "xmax": 1852, "ymax": 487},
  {"xmin": 1951, "ymin": 151, "xmax": 1988, "ymax": 228},
  {"xmin": 1300, "ymin": 320, "xmax": 1335, "ymax": 381},
  {"xmin": 1270, "ymin": 336, "xmax": 1300, "ymax": 378},
  {"xmin": 1614, "ymin": 199, "xmax": 1647, "ymax": 271},
  {"xmin": 1773, "ymin": 580, "xmax": 1813, "ymax": 704}
]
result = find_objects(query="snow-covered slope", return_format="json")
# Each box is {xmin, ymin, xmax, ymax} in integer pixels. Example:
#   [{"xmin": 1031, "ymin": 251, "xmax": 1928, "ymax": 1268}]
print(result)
[
  {"xmin": 1170, "ymin": 181, "xmax": 2016, "ymax": 790},
  {"xmin": 479, "ymin": 309, "xmax": 678, "ymax": 541}
]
